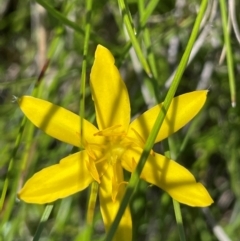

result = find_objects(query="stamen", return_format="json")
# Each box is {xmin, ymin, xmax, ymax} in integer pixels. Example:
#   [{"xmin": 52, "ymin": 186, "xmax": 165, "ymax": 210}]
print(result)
[
  {"xmin": 84, "ymin": 140, "xmax": 97, "ymax": 160},
  {"xmin": 95, "ymin": 155, "xmax": 107, "ymax": 164},
  {"xmin": 86, "ymin": 148, "xmax": 97, "ymax": 160},
  {"xmin": 85, "ymin": 158, "xmax": 100, "ymax": 183},
  {"xmin": 130, "ymin": 127, "xmax": 146, "ymax": 145},
  {"xmin": 94, "ymin": 125, "xmax": 126, "ymax": 137},
  {"xmin": 127, "ymin": 128, "xmax": 155, "ymax": 156},
  {"xmin": 112, "ymin": 180, "xmax": 128, "ymax": 202},
  {"xmin": 84, "ymin": 124, "xmax": 156, "ymax": 192}
]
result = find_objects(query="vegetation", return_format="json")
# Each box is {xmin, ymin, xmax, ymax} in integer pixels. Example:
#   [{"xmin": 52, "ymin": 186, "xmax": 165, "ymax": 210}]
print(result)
[{"xmin": 1, "ymin": 0, "xmax": 239, "ymax": 240}]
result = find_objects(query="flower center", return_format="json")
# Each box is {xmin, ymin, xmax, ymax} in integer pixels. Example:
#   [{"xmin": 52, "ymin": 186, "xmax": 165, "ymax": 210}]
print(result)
[
  {"xmin": 94, "ymin": 125, "xmax": 127, "ymax": 166},
  {"xmin": 84, "ymin": 125, "xmax": 153, "ymax": 201},
  {"xmin": 84, "ymin": 125, "xmax": 150, "ymax": 185}
]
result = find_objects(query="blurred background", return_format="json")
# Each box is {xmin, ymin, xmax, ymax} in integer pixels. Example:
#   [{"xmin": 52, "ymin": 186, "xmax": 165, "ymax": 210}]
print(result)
[{"xmin": 0, "ymin": 0, "xmax": 240, "ymax": 240}]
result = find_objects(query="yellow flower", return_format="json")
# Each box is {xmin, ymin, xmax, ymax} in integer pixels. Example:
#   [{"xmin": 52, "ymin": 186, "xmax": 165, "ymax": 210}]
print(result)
[{"xmin": 18, "ymin": 45, "xmax": 213, "ymax": 241}]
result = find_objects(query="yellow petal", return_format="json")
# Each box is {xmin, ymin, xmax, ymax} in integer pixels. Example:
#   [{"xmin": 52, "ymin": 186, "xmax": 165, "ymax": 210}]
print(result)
[
  {"xmin": 99, "ymin": 163, "xmax": 132, "ymax": 241},
  {"xmin": 122, "ymin": 149, "xmax": 213, "ymax": 207},
  {"xmin": 18, "ymin": 96, "xmax": 100, "ymax": 147},
  {"xmin": 90, "ymin": 45, "xmax": 130, "ymax": 132},
  {"xmin": 128, "ymin": 91, "xmax": 207, "ymax": 143},
  {"xmin": 18, "ymin": 152, "xmax": 93, "ymax": 204}
]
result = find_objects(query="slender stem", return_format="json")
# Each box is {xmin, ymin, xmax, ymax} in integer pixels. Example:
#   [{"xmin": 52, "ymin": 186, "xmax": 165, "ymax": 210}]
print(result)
[
  {"xmin": 78, "ymin": 1, "xmax": 96, "ymax": 239},
  {"xmin": 219, "ymin": 0, "xmax": 236, "ymax": 107},
  {"xmin": 173, "ymin": 200, "xmax": 186, "ymax": 241},
  {"xmin": 79, "ymin": 0, "xmax": 92, "ymax": 146},
  {"xmin": 163, "ymin": 139, "xmax": 186, "ymax": 241},
  {"xmin": 32, "ymin": 205, "xmax": 54, "ymax": 241},
  {"xmin": 87, "ymin": 181, "xmax": 99, "ymax": 225},
  {"xmin": 118, "ymin": 0, "xmax": 151, "ymax": 76}
]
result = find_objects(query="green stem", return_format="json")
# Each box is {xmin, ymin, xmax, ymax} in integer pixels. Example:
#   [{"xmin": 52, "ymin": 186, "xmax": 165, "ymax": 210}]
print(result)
[
  {"xmin": 173, "ymin": 200, "xmax": 186, "ymax": 241},
  {"xmin": 78, "ymin": 2, "xmax": 96, "ymax": 240},
  {"xmin": 219, "ymin": 0, "xmax": 236, "ymax": 107},
  {"xmin": 35, "ymin": 0, "xmax": 104, "ymax": 45},
  {"xmin": 118, "ymin": 0, "xmax": 151, "ymax": 76},
  {"xmin": 32, "ymin": 205, "xmax": 54, "ymax": 241},
  {"xmin": 163, "ymin": 140, "xmax": 186, "ymax": 241},
  {"xmin": 162, "ymin": 139, "xmax": 186, "ymax": 241},
  {"xmin": 87, "ymin": 181, "xmax": 99, "ymax": 225},
  {"xmin": 79, "ymin": 0, "xmax": 92, "ymax": 146},
  {"xmin": 0, "ymin": 73, "xmax": 42, "ymax": 225}
]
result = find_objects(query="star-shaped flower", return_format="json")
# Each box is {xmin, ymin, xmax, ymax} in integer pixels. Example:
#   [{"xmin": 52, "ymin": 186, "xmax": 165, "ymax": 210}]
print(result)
[{"xmin": 18, "ymin": 45, "xmax": 213, "ymax": 241}]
